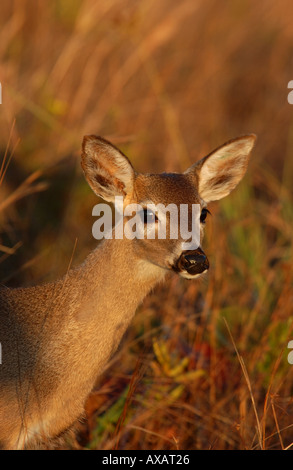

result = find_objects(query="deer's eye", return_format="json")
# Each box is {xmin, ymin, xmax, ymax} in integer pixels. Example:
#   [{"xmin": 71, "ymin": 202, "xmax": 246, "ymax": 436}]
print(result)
[
  {"xmin": 142, "ymin": 208, "xmax": 158, "ymax": 224},
  {"xmin": 200, "ymin": 208, "xmax": 211, "ymax": 224}
]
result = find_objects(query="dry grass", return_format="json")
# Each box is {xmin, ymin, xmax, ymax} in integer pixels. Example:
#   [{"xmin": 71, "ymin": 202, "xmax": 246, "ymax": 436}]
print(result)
[{"xmin": 1, "ymin": 0, "xmax": 293, "ymax": 450}]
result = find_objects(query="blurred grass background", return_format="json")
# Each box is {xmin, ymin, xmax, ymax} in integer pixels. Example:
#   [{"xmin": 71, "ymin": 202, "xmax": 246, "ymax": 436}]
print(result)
[{"xmin": 1, "ymin": 0, "xmax": 293, "ymax": 450}]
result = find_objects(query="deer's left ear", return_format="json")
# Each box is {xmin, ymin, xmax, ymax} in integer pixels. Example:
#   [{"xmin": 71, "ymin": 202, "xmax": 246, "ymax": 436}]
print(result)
[
  {"xmin": 185, "ymin": 135, "xmax": 256, "ymax": 203},
  {"xmin": 81, "ymin": 135, "xmax": 135, "ymax": 203}
]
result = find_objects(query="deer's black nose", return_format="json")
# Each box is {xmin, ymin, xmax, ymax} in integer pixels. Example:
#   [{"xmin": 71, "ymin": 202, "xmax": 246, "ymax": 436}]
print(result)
[{"xmin": 176, "ymin": 248, "xmax": 209, "ymax": 275}]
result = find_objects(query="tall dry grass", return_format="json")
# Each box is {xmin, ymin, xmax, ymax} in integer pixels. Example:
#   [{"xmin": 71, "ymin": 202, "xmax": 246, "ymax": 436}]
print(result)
[{"xmin": 0, "ymin": 0, "xmax": 293, "ymax": 449}]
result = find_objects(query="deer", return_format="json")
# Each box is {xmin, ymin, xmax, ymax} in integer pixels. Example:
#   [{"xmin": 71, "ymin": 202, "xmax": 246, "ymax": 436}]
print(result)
[{"xmin": 0, "ymin": 133, "xmax": 256, "ymax": 449}]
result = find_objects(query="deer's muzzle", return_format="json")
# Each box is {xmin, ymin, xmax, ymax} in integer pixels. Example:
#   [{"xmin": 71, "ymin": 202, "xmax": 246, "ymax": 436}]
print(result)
[{"xmin": 174, "ymin": 247, "xmax": 209, "ymax": 276}]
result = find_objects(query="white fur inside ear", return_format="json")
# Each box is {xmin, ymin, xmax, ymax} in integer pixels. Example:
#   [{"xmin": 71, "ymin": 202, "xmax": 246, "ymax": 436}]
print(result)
[
  {"xmin": 82, "ymin": 136, "xmax": 135, "ymax": 202},
  {"xmin": 198, "ymin": 135, "xmax": 256, "ymax": 203},
  {"xmin": 96, "ymin": 140, "xmax": 134, "ymax": 190}
]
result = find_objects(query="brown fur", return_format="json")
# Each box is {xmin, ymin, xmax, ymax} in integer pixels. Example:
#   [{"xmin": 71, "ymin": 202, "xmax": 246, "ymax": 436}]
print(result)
[{"xmin": 0, "ymin": 134, "xmax": 256, "ymax": 449}]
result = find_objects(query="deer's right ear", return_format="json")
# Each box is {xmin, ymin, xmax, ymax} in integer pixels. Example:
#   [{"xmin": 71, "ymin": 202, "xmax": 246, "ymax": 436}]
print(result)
[
  {"xmin": 81, "ymin": 135, "xmax": 135, "ymax": 202},
  {"xmin": 185, "ymin": 135, "xmax": 256, "ymax": 203}
]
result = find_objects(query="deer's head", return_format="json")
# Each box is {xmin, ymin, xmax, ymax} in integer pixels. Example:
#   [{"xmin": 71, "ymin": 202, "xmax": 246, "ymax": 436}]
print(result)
[{"xmin": 81, "ymin": 134, "xmax": 256, "ymax": 279}]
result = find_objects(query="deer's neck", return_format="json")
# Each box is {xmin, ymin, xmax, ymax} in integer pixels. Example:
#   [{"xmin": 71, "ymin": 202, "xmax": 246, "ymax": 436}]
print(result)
[
  {"xmin": 60, "ymin": 237, "xmax": 166, "ymax": 374},
  {"xmin": 0, "ymin": 237, "xmax": 166, "ymax": 446},
  {"xmin": 75, "ymin": 237, "xmax": 165, "ymax": 319}
]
